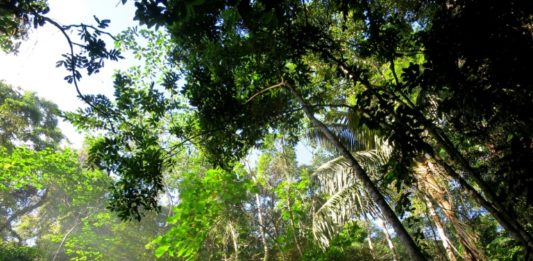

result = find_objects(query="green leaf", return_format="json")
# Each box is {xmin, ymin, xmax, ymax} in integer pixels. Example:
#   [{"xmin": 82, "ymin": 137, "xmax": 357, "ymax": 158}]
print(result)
[
  {"xmin": 155, "ymin": 244, "xmax": 169, "ymax": 258},
  {"xmin": 285, "ymin": 62, "xmax": 297, "ymax": 74}
]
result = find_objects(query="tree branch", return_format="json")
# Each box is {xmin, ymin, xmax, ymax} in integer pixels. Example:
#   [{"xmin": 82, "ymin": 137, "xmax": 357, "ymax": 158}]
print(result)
[
  {"xmin": 37, "ymin": 15, "xmax": 118, "ymax": 133},
  {"xmin": 245, "ymin": 81, "xmax": 286, "ymax": 104},
  {"xmin": 0, "ymin": 188, "xmax": 48, "ymax": 233}
]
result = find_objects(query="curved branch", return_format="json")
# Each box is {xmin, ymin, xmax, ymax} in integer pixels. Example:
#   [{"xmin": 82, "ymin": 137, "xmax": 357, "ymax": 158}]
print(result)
[
  {"xmin": 245, "ymin": 81, "xmax": 286, "ymax": 104},
  {"xmin": 51, "ymin": 220, "xmax": 80, "ymax": 261},
  {"xmin": 37, "ymin": 15, "xmax": 118, "ymax": 133}
]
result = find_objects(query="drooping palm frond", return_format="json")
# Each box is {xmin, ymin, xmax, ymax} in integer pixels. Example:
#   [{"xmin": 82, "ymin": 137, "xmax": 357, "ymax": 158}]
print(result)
[
  {"xmin": 307, "ymin": 124, "xmax": 379, "ymax": 152},
  {"xmin": 306, "ymin": 108, "xmax": 381, "ymax": 152},
  {"xmin": 314, "ymin": 142, "xmax": 390, "ymax": 181},
  {"xmin": 313, "ymin": 179, "xmax": 377, "ymax": 248},
  {"xmin": 311, "ymin": 141, "xmax": 392, "ymax": 248}
]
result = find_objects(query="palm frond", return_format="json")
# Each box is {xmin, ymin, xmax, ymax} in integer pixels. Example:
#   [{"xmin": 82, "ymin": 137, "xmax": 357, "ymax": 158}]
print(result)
[
  {"xmin": 307, "ymin": 125, "xmax": 380, "ymax": 152},
  {"xmin": 311, "ymin": 141, "xmax": 392, "ymax": 248},
  {"xmin": 313, "ymin": 180, "xmax": 377, "ymax": 248}
]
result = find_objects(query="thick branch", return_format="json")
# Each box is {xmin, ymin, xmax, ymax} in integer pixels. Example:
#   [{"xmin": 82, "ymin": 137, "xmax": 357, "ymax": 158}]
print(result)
[{"xmin": 0, "ymin": 188, "xmax": 48, "ymax": 233}]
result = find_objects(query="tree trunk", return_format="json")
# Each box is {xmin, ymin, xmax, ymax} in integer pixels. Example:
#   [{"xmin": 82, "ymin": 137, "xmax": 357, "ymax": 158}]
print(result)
[
  {"xmin": 398, "ymin": 94, "xmax": 533, "ymax": 250},
  {"xmin": 52, "ymin": 218, "xmax": 81, "ymax": 261},
  {"xmin": 287, "ymin": 196, "xmax": 304, "ymax": 258},
  {"xmin": 287, "ymin": 83, "xmax": 426, "ymax": 261},
  {"xmin": 6, "ymin": 225, "xmax": 23, "ymax": 244},
  {"xmin": 422, "ymin": 193, "xmax": 457, "ymax": 261},
  {"xmin": 364, "ymin": 215, "xmax": 376, "ymax": 261},
  {"xmin": 255, "ymin": 193, "xmax": 269, "ymax": 261},
  {"xmin": 376, "ymin": 216, "xmax": 399, "ymax": 261},
  {"xmin": 419, "ymin": 160, "xmax": 487, "ymax": 261},
  {"xmin": 228, "ymin": 222, "xmax": 239, "ymax": 260},
  {"xmin": 332, "ymin": 52, "xmax": 533, "ymax": 250},
  {"xmin": 280, "ymin": 141, "xmax": 304, "ymax": 258}
]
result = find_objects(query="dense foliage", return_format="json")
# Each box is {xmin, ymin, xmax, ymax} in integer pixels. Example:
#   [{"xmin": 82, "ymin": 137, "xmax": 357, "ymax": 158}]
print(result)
[
  {"xmin": 1, "ymin": 0, "xmax": 532, "ymax": 260},
  {"xmin": 0, "ymin": 82, "xmax": 171, "ymax": 260},
  {"xmin": 0, "ymin": 0, "xmax": 49, "ymax": 53}
]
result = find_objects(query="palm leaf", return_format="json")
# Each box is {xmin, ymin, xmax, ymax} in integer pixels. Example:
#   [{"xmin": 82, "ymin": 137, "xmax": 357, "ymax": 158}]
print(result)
[
  {"xmin": 311, "ymin": 140, "xmax": 392, "ymax": 248},
  {"xmin": 306, "ymin": 108, "xmax": 380, "ymax": 152},
  {"xmin": 307, "ymin": 124, "xmax": 379, "ymax": 152}
]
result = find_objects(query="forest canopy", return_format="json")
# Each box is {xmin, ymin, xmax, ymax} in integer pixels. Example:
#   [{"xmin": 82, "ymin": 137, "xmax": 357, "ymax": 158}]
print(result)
[{"xmin": 1, "ymin": 0, "xmax": 532, "ymax": 260}]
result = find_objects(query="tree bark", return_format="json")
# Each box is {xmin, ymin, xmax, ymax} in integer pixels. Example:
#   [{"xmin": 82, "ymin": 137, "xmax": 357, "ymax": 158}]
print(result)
[
  {"xmin": 376, "ymin": 216, "xmax": 399, "ymax": 261},
  {"xmin": 287, "ymin": 83, "xmax": 426, "ymax": 261},
  {"xmin": 287, "ymin": 196, "xmax": 304, "ymax": 258},
  {"xmin": 364, "ymin": 215, "xmax": 376, "ymax": 261},
  {"xmin": 227, "ymin": 222, "xmax": 239, "ymax": 260},
  {"xmin": 6, "ymin": 225, "xmax": 23, "ymax": 244},
  {"xmin": 255, "ymin": 193, "xmax": 269, "ymax": 261},
  {"xmin": 426, "ymin": 152, "xmax": 533, "ymax": 250},
  {"xmin": 390, "ymin": 83, "xmax": 533, "ymax": 250},
  {"xmin": 422, "ymin": 159, "xmax": 487, "ymax": 261},
  {"xmin": 280, "ymin": 140, "xmax": 304, "ymax": 258},
  {"xmin": 52, "ymin": 219, "xmax": 80, "ymax": 261},
  {"xmin": 422, "ymin": 193, "xmax": 457, "ymax": 261}
]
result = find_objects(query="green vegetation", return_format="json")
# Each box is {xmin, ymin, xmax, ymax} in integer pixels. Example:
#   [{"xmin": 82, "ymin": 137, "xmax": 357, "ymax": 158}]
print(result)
[{"xmin": 1, "ymin": 0, "xmax": 532, "ymax": 260}]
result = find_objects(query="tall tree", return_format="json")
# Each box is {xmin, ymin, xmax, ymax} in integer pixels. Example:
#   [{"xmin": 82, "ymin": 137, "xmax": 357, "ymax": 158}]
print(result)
[
  {"xmin": 0, "ymin": 81, "xmax": 62, "ymax": 150},
  {"xmin": 0, "ymin": 81, "xmax": 63, "ymax": 243},
  {"xmin": 422, "ymin": 0, "xmax": 533, "ymax": 245},
  {"xmin": 414, "ymin": 160, "xmax": 487, "ymax": 261}
]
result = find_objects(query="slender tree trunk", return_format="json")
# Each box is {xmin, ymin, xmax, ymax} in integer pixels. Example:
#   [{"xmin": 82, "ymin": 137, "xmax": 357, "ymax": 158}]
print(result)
[
  {"xmin": 280, "ymin": 140, "xmax": 304, "ymax": 258},
  {"xmin": 287, "ymin": 83, "xmax": 426, "ymax": 261},
  {"xmin": 427, "ymin": 150, "xmax": 532, "ymax": 251},
  {"xmin": 270, "ymin": 203, "xmax": 287, "ymax": 261},
  {"xmin": 287, "ymin": 196, "xmax": 304, "ymax": 258},
  {"xmin": 397, "ymin": 92, "xmax": 533, "ymax": 250},
  {"xmin": 228, "ymin": 222, "xmax": 239, "ymax": 260},
  {"xmin": 420, "ymin": 160, "xmax": 486, "ymax": 261},
  {"xmin": 255, "ymin": 193, "xmax": 269, "ymax": 261},
  {"xmin": 52, "ymin": 219, "xmax": 80, "ymax": 261},
  {"xmin": 376, "ymin": 216, "xmax": 399, "ymax": 261},
  {"xmin": 367, "ymin": 229, "xmax": 375, "ymax": 260},
  {"xmin": 222, "ymin": 233, "xmax": 229, "ymax": 261},
  {"xmin": 396, "ymin": 90, "xmax": 532, "ymax": 250},
  {"xmin": 423, "ymin": 194, "xmax": 457, "ymax": 261},
  {"xmin": 6, "ymin": 225, "xmax": 23, "ymax": 244},
  {"xmin": 425, "ymin": 205, "xmax": 453, "ymax": 261},
  {"xmin": 246, "ymin": 160, "xmax": 271, "ymax": 261},
  {"xmin": 364, "ymin": 215, "xmax": 376, "ymax": 260}
]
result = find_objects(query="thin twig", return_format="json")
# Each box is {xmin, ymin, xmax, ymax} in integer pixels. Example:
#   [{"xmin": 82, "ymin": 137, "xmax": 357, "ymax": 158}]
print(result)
[
  {"xmin": 52, "ymin": 220, "xmax": 80, "ymax": 261},
  {"xmin": 63, "ymin": 24, "xmax": 117, "ymax": 40},
  {"xmin": 39, "ymin": 15, "xmax": 118, "ymax": 133}
]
